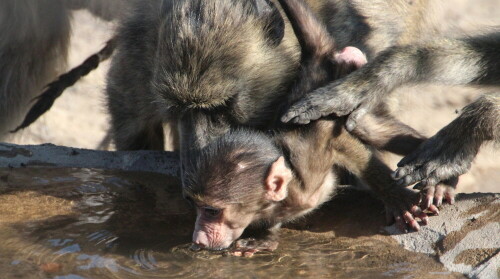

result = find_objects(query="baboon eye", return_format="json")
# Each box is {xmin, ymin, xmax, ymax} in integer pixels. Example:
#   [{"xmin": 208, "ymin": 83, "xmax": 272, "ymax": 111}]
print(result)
[{"xmin": 203, "ymin": 207, "xmax": 222, "ymax": 218}]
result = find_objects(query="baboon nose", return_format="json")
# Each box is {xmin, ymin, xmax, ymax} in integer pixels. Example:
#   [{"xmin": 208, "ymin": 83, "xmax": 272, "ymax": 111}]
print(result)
[
  {"xmin": 193, "ymin": 239, "xmax": 207, "ymax": 248},
  {"xmin": 193, "ymin": 241, "xmax": 206, "ymax": 248},
  {"xmin": 193, "ymin": 231, "xmax": 209, "ymax": 248}
]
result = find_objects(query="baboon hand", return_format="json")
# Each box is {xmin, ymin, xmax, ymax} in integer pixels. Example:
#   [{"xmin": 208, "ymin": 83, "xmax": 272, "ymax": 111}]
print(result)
[
  {"xmin": 393, "ymin": 129, "xmax": 475, "ymax": 190},
  {"xmin": 413, "ymin": 181, "xmax": 457, "ymax": 209},
  {"xmin": 281, "ymin": 78, "xmax": 371, "ymax": 130},
  {"xmin": 230, "ymin": 238, "xmax": 279, "ymax": 258},
  {"xmin": 384, "ymin": 188, "xmax": 438, "ymax": 232}
]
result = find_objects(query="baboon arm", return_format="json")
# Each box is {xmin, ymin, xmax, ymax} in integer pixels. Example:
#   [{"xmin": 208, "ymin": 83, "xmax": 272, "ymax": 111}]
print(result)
[
  {"xmin": 394, "ymin": 92, "xmax": 500, "ymax": 186},
  {"xmin": 282, "ymin": 34, "xmax": 500, "ymax": 128},
  {"xmin": 335, "ymin": 114, "xmax": 458, "ymax": 210},
  {"xmin": 350, "ymin": 114, "xmax": 426, "ymax": 156},
  {"xmin": 332, "ymin": 130, "xmax": 433, "ymax": 231}
]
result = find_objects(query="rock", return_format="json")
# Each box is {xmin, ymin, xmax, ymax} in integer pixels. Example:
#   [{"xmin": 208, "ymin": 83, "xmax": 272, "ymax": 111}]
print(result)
[
  {"xmin": 386, "ymin": 193, "xmax": 499, "ymax": 279},
  {"xmin": 0, "ymin": 143, "xmax": 179, "ymax": 176}
]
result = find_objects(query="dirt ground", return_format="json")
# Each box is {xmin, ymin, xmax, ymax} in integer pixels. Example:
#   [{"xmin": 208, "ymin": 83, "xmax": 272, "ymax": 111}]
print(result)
[{"xmin": 7, "ymin": 0, "xmax": 500, "ymax": 193}]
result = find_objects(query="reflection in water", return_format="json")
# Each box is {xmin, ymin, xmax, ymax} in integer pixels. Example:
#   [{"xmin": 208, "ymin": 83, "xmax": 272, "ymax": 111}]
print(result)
[{"xmin": 0, "ymin": 168, "xmax": 462, "ymax": 279}]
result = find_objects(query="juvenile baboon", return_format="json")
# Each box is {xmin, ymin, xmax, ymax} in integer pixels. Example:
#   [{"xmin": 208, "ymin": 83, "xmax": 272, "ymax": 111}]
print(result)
[
  {"xmin": 0, "ymin": 0, "xmax": 125, "ymax": 139},
  {"xmin": 282, "ymin": 32, "xmax": 500, "ymax": 191},
  {"xmin": 183, "ymin": 0, "xmax": 438, "ymax": 256}
]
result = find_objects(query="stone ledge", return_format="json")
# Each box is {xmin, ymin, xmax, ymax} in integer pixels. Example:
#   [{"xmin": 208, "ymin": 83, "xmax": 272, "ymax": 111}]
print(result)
[
  {"xmin": 0, "ymin": 143, "xmax": 179, "ymax": 176},
  {"xmin": 386, "ymin": 193, "xmax": 499, "ymax": 279}
]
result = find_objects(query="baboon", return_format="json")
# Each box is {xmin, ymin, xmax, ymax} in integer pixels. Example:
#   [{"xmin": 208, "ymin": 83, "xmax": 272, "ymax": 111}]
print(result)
[
  {"xmin": 183, "ymin": 0, "xmax": 439, "ymax": 256},
  {"xmin": 394, "ymin": 91, "xmax": 499, "ymax": 188},
  {"xmin": 0, "ymin": 0, "xmax": 125, "ymax": 139},
  {"xmin": 282, "ymin": 32, "xmax": 500, "ymax": 191},
  {"xmin": 106, "ymin": 0, "xmax": 436, "ymax": 181},
  {"xmin": 106, "ymin": 0, "xmax": 434, "ymax": 152}
]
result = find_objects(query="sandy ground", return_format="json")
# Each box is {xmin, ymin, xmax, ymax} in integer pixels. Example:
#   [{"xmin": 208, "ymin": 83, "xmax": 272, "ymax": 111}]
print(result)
[{"xmin": 6, "ymin": 1, "xmax": 500, "ymax": 193}]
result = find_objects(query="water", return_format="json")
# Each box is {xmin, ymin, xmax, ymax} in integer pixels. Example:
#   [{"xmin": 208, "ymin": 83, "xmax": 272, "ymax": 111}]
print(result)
[{"xmin": 0, "ymin": 168, "xmax": 462, "ymax": 279}]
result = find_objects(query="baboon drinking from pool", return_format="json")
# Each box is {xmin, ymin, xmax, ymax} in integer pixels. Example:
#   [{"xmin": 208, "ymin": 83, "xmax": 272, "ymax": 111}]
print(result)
[
  {"xmin": 183, "ymin": 0, "xmax": 440, "ymax": 256},
  {"xmin": 106, "ymin": 0, "xmax": 443, "ymax": 226}
]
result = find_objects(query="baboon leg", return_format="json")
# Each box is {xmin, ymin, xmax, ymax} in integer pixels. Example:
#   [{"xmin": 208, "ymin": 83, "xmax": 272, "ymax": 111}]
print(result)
[
  {"xmin": 108, "ymin": 97, "xmax": 165, "ymax": 151},
  {"xmin": 352, "ymin": 112, "xmax": 458, "ymax": 208},
  {"xmin": 351, "ymin": 113, "xmax": 425, "ymax": 156},
  {"xmin": 332, "ymin": 129, "xmax": 433, "ymax": 231},
  {"xmin": 394, "ymin": 92, "xmax": 500, "ymax": 191}
]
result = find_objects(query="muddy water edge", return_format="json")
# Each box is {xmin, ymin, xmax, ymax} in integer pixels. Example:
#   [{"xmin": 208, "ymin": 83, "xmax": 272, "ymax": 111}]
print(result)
[{"xmin": 0, "ymin": 168, "xmax": 463, "ymax": 278}]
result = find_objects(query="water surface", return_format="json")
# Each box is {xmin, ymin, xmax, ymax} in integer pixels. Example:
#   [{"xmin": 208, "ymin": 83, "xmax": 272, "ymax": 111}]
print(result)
[{"xmin": 0, "ymin": 168, "xmax": 462, "ymax": 278}]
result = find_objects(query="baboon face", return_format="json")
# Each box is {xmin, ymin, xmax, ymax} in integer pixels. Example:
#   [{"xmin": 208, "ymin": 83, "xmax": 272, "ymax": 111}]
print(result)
[
  {"xmin": 150, "ymin": 0, "xmax": 300, "ymax": 153},
  {"xmin": 183, "ymin": 130, "xmax": 288, "ymax": 249}
]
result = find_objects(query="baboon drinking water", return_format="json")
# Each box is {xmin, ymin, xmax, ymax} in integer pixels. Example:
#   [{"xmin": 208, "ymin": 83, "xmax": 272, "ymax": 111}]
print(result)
[
  {"xmin": 106, "ymin": 0, "xmax": 440, "ymax": 227},
  {"xmin": 184, "ymin": 0, "xmax": 437, "ymax": 255}
]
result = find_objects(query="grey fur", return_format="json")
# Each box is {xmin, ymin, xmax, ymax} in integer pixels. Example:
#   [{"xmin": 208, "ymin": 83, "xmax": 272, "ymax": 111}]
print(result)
[
  {"xmin": 282, "ymin": 31, "xmax": 500, "ymax": 189},
  {"xmin": 105, "ymin": 0, "xmax": 435, "ymax": 154},
  {"xmin": 0, "ymin": 0, "xmax": 71, "ymax": 138},
  {"xmin": 394, "ymin": 92, "xmax": 499, "ymax": 188}
]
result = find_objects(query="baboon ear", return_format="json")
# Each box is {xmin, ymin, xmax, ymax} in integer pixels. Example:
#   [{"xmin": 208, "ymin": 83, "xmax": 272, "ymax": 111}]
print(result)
[
  {"xmin": 265, "ymin": 157, "xmax": 292, "ymax": 202},
  {"xmin": 254, "ymin": 0, "xmax": 285, "ymax": 46},
  {"xmin": 334, "ymin": 46, "xmax": 368, "ymax": 71}
]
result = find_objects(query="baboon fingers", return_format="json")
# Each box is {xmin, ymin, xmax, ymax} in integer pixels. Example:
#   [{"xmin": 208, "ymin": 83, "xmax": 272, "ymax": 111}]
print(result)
[
  {"xmin": 403, "ymin": 211, "xmax": 420, "ymax": 231},
  {"xmin": 427, "ymin": 204, "xmax": 440, "ymax": 215},
  {"xmin": 345, "ymin": 106, "xmax": 368, "ymax": 132},
  {"xmin": 281, "ymin": 100, "xmax": 311, "ymax": 123},
  {"xmin": 419, "ymin": 183, "xmax": 454, "ymax": 209},
  {"xmin": 415, "ymin": 210, "xmax": 429, "ymax": 225},
  {"xmin": 396, "ymin": 169, "xmax": 427, "ymax": 186},
  {"xmin": 392, "ymin": 167, "xmax": 408, "ymax": 180},
  {"xmin": 282, "ymin": 100, "xmax": 325, "ymax": 124},
  {"xmin": 422, "ymin": 185, "xmax": 435, "ymax": 210},
  {"xmin": 445, "ymin": 190, "xmax": 455, "ymax": 204},
  {"xmin": 293, "ymin": 109, "xmax": 324, "ymax": 124},
  {"xmin": 397, "ymin": 152, "xmax": 420, "ymax": 167},
  {"xmin": 433, "ymin": 185, "xmax": 446, "ymax": 207}
]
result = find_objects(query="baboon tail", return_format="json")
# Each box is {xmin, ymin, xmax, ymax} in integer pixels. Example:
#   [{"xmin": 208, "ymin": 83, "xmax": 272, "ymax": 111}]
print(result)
[{"xmin": 11, "ymin": 38, "xmax": 117, "ymax": 133}]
